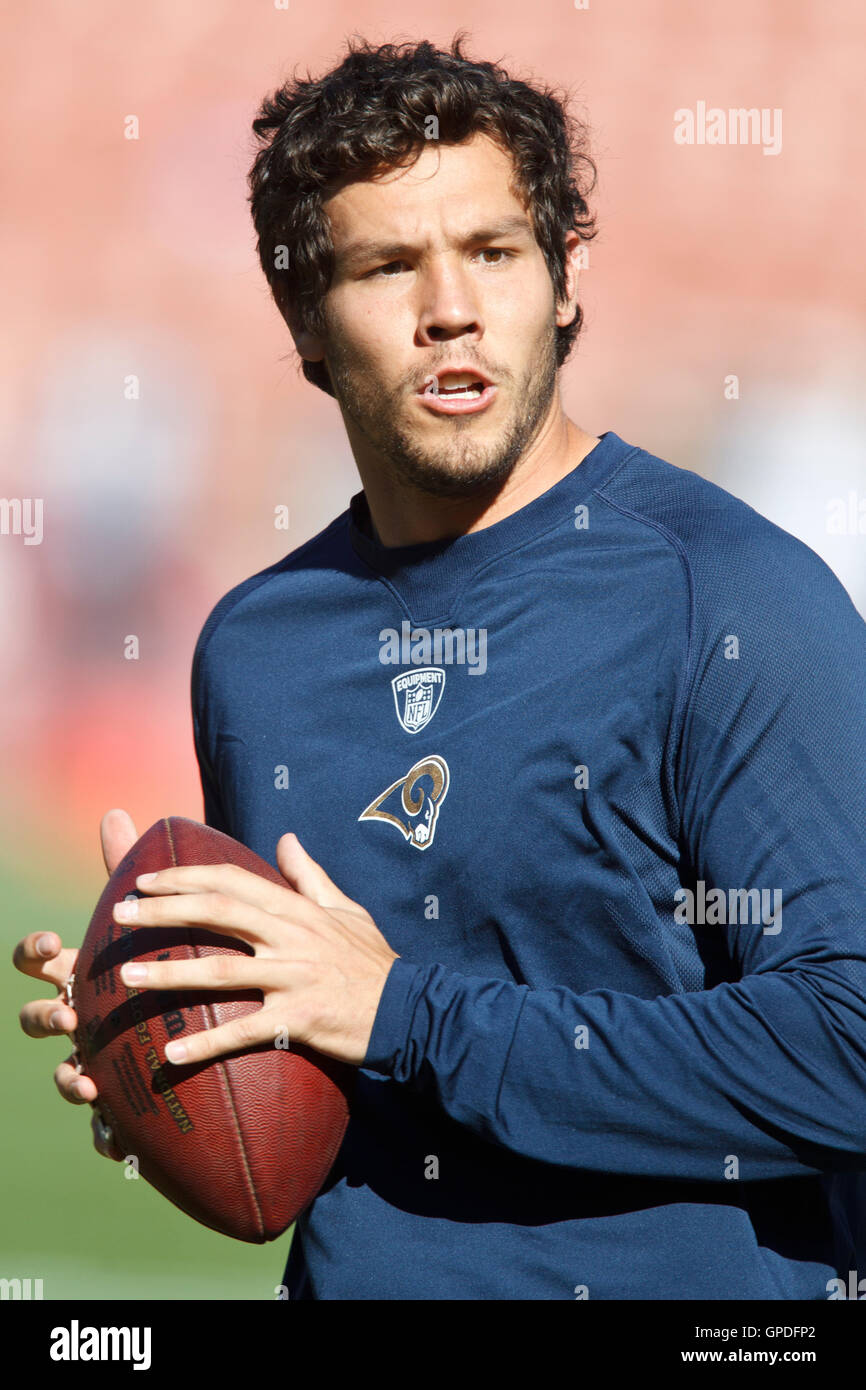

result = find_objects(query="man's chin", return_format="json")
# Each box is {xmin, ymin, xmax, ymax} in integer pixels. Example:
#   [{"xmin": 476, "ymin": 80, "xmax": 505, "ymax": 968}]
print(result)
[
  {"xmin": 383, "ymin": 435, "xmax": 525, "ymax": 500},
  {"xmin": 329, "ymin": 339, "xmax": 558, "ymax": 501}
]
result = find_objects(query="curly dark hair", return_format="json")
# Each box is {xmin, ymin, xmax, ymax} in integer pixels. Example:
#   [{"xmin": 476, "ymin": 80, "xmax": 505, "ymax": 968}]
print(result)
[{"xmin": 248, "ymin": 34, "xmax": 598, "ymax": 398}]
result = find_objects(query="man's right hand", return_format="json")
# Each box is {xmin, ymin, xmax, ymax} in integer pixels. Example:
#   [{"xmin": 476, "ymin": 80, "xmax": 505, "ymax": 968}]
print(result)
[{"xmin": 12, "ymin": 808, "xmax": 138, "ymax": 1161}]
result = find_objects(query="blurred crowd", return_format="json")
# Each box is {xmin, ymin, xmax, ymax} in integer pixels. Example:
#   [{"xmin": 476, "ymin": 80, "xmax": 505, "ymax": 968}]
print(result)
[{"xmin": 1, "ymin": 0, "xmax": 863, "ymax": 864}]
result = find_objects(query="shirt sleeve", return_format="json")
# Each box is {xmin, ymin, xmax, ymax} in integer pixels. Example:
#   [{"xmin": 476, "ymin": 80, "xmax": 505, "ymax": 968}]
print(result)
[
  {"xmin": 191, "ymin": 629, "xmax": 232, "ymax": 837},
  {"xmin": 363, "ymin": 530, "xmax": 866, "ymax": 1183}
]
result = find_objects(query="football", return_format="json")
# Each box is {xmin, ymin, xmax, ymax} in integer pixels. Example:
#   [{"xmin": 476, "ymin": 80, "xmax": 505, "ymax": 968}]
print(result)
[{"xmin": 71, "ymin": 816, "xmax": 352, "ymax": 1243}]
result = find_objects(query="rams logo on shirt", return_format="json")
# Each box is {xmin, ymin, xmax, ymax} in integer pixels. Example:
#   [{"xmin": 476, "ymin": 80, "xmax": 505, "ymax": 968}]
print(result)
[{"xmin": 358, "ymin": 756, "xmax": 449, "ymax": 850}]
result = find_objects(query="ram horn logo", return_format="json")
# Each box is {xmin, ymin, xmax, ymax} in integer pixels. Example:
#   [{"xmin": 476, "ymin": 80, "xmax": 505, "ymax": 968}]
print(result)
[
  {"xmin": 358, "ymin": 756, "xmax": 450, "ymax": 850},
  {"xmin": 391, "ymin": 667, "xmax": 445, "ymax": 733}
]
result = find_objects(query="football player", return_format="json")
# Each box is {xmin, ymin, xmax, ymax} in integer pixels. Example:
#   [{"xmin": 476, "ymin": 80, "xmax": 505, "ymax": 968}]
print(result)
[{"xmin": 15, "ymin": 35, "xmax": 866, "ymax": 1299}]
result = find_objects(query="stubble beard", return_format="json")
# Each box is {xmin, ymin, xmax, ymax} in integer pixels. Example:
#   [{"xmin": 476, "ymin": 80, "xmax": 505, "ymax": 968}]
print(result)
[{"xmin": 324, "ymin": 319, "xmax": 560, "ymax": 501}]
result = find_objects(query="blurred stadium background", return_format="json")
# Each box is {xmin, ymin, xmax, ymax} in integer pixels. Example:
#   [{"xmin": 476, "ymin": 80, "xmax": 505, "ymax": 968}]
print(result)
[{"xmin": 1, "ymin": 0, "xmax": 864, "ymax": 1299}]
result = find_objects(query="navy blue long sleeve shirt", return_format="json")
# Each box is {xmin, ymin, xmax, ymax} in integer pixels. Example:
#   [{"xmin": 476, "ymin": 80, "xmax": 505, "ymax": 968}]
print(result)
[{"xmin": 191, "ymin": 430, "xmax": 866, "ymax": 1299}]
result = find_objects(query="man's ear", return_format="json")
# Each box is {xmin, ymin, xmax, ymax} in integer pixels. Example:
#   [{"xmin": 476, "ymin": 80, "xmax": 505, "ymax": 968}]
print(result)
[
  {"xmin": 285, "ymin": 304, "xmax": 326, "ymax": 364},
  {"xmin": 555, "ymin": 230, "xmax": 583, "ymax": 330}
]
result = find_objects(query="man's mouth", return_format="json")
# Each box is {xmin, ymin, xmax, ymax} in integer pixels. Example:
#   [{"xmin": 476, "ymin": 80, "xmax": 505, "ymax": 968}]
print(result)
[
  {"xmin": 416, "ymin": 368, "xmax": 497, "ymax": 415},
  {"xmin": 430, "ymin": 373, "xmax": 485, "ymax": 399},
  {"xmin": 419, "ymin": 367, "xmax": 493, "ymax": 395}
]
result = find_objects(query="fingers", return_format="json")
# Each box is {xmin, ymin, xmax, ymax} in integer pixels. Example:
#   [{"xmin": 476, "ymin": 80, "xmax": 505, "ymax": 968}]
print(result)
[
  {"xmin": 112, "ymin": 885, "xmax": 292, "ymax": 947},
  {"xmin": 161, "ymin": 1009, "xmax": 271, "ymax": 1067},
  {"xmin": 91, "ymin": 1109, "xmax": 124, "ymax": 1162},
  {"xmin": 276, "ymin": 832, "xmax": 357, "ymax": 909},
  {"xmin": 126, "ymin": 852, "xmax": 350, "ymax": 929},
  {"xmin": 56, "ymin": 1062, "xmax": 123, "ymax": 1161},
  {"xmin": 132, "ymin": 861, "xmax": 310, "ymax": 923},
  {"xmin": 100, "ymin": 807, "xmax": 138, "ymax": 876},
  {"xmin": 12, "ymin": 932, "xmax": 78, "ymax": 989},
  {"xmin": 54, "ymin": 1054, "xmax": 96, "ymax": 1104},
  {"xmin": 118, "ymin": 952, "xmax": 270, "ymax": 992},
  {"xmin": 53, "ymin": 1057, "xmax": 123, "ymax": 1163},
  {"xmin": 19, "ymin": 997, "xmax": 78, "ymax": 1040}
]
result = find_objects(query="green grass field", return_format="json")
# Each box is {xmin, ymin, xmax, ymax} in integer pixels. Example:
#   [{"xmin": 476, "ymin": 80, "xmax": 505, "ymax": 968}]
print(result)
[{"xmin": 0, "ymin": 849, "xmax": 294, "ymax": 1301}]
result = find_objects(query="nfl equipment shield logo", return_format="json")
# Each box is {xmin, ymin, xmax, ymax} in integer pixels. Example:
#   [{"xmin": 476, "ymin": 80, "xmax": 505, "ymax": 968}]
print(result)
[{"xmin": 391, "ymin": 667, "xmax": 445, "ymax": 733}]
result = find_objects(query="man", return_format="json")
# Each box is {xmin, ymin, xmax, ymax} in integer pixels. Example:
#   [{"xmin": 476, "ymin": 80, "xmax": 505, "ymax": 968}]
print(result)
[{"xmin": 14, "ymin": 36, "xmax": 866, "ymax": 1299}]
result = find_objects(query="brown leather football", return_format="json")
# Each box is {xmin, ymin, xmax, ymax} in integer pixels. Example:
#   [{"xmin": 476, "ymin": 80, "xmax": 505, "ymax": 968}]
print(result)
[{"xmin": 71, "ymin": 817, "xmax": 352, "ymax": 1243}]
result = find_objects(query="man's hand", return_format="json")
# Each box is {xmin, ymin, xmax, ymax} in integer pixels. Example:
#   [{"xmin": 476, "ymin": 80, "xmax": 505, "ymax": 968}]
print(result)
[
  {"xmin": 12, "ymin": 808, "xmax": 138, "ymax": 1160},
  {"xmin": 112, "ymin": 832, "xmax": 398, "ymax": 1067}
]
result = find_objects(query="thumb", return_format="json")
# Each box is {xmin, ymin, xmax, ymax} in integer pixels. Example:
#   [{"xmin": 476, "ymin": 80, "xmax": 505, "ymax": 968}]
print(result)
[
  {"xmin": 276, "ymin": 833, "xmax": 355, "ymax": 909},
  {"xmin": 100, "ymin": 808, "xmax": 139, "ymax": 877}
]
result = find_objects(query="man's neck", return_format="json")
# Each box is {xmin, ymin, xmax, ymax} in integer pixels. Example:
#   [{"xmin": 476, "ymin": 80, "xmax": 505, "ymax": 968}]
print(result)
[{"xmin": 353, "ymin": 408, "xmax": 600, "ymax": 550}]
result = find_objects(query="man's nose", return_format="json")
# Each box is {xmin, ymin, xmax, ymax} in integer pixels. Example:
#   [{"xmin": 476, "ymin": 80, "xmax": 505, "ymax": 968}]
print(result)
[{"xmin": 415, "ymin": 261, "xmax": 483, "ymax": 344}]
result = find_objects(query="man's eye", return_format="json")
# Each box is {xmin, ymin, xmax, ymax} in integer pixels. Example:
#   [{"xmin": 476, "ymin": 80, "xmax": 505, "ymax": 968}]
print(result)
[{"xmin": 365, "ymin": 249, "xmax": 512, "ymax": 277}]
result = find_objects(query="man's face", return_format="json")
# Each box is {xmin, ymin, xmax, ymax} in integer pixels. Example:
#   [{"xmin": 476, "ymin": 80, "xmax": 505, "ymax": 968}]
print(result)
[{"xmin": 312, "ymin": 133, "xmax": 576, "ymax": 499}]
